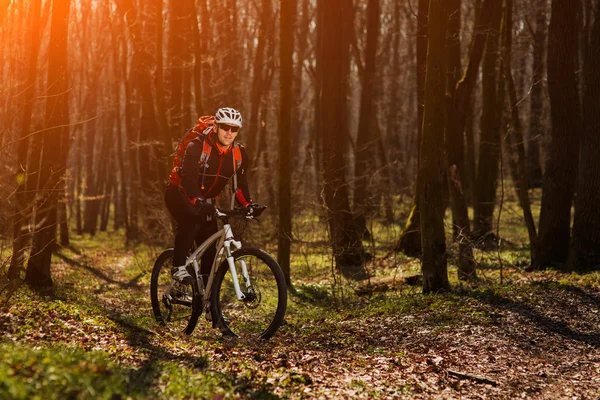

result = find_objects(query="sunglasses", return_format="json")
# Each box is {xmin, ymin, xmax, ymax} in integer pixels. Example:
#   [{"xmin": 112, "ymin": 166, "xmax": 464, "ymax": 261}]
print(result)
[{"xmin": 218, "ymin": 124, "xmax": 240, "ymax": 133}]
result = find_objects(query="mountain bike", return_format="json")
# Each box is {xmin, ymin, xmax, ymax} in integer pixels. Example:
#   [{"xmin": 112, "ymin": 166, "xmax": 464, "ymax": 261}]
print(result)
[{"xmin": 150, "ymin": 206, "xmax": 287, "ymax": 340}]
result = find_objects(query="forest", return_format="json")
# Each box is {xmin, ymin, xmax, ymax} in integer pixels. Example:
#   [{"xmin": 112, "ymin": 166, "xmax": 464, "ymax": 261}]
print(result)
[{"xmin": 1, "ymin": 0, "xmax": 599, "ymax": 398}]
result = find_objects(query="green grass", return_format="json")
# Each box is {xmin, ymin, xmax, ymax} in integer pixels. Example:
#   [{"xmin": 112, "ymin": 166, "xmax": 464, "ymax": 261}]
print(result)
[
  {"xmin": 1, "ymin": 189, "xmax": 600, "ymax": 398},
  {"xmin": 0, "ymin": 343, "xmax": 129, "ymax": 400}
]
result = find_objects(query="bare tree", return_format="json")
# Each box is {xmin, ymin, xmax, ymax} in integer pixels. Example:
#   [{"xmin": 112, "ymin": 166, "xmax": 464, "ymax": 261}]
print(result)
[
  {"xmin": 568, "ymin": 2, "xmax": 600, "ymax": 271},
  {"xmin": 537, "ymin": 0, "xmax": 582, "ymax": 269},
  {"xmin": 318, "ymin": 0, "xmax": 368, "ymax": 280},
  {"xmin": 25, "ymin": 0, "xmax": 72, "ymax": 292},
  {"xmin": 444, "ymin": 0, "xmax": 505, "ymax": 280},
  {"xmin": 8, "ymin": 0, "xmax": 43, "ymax": 280},
  {"xmin": 419, "ymin": 0, "xmax": 450, "ymax": 293},
  {"xmin": 278, "ymin": 0, "xmax": 295, "ymax": 286},
  {"xmin": 527, "ymin": 0, "xmax": 548, "ymax": 188},
  {"xmin": 353, "ymin": 0, "xmax": 380, "ymax": 239},
  {"xmin": 473, "ymin": 2, "xmax": 503, "ymax": 243},
  {"xmin": 501, "ymin": 0, "xmax": 540, "ymax": 266},
  {"xmin": 395, "ymin": 0, "xmax": 429, "ymax": 258}
]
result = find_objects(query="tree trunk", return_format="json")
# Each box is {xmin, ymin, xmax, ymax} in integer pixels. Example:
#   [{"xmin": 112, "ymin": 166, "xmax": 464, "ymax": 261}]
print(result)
[
  {"xmin": 167, "ymin": 0, "xmax": 184, "ymax": 141},
  {"xmin": 568, "ymin": 3, "xmax": 600, "ymax": 271},
  {"xmin": 182, "ymin": 61, "xmax": 192, "ymax": 130},
  {"xmin": 100, "ymin": 180, "xmax": 113, "ymax": 232},
  {"xmin": 395, "ymin": 0, "xmax": 429, "ymax": 258},
  {"xmin": 74, "ymin": 132, "xmax": 83, "ymax": 235},
  {"xmin": 444, "ymin": 0, "xmax": 502, "ymax": 278},
  {"xmin": 353, "ymin": 0, "xmax": 380, "ymax": 240},
  {"xmin": 473, "ymin": 3, "xmax": 503, "ymax": 243},
  {"xmin": 115, "ymin": 0, "xmax": 161, "ymax": 238},
  {"xmin": 375, "ymin": 120, "xmax": 394, "ymax": 223},
  {"xmin": 278, "ymin": 0, "xmax": 295, "ymax": 287},
  {"xmin": 82, "ymin": 88, "xmax": 99, "ymax": 235},
  {"xmin": 154, "ymin": 0, "xmax": 171, "ymax": 172},
  {"xmin": 186, "ymin": 0, "xmax": 203, "ymax": 117},
  {"xmin": 385, "ymin": 0, "xmax": 404, "ymax": 208},
  {"xmin": 319, "ymin": 0, "xmax": 368, "ymax": 280},
  {"xmin": 198, "ymin": 0, "xmax": 214, "ymax": 113},
  {"xmin": 8, "ymin": 0, "xmax": 43, "ymax": 280},
  {"xmin": 537, "ymin": 0, "xmax": 582, "ymax": 269},
  {"xmin": 26, "ymin": 0, "xmax": 72, "ymax": 292},
  {"xmin": 291, "ymin": 0, "xmax": 310, "ymax": 166},
  {"xmin": 58, "ymin": 63, "xmax": 71, "ymax": 247},
  {"xmin": 527, "ymin": 0, "xmax": 548, "ymax": 189},
  {"xmin": 502, "ymin": 0, "xmax": 540, "ymax": 266},
  {"xmin": 312, "ymin": 0, "xmax": 323, "ymax": 203},
  {"xmin": 111, "ymin": 27, "xmax": 128, "ymax": 231},
  {"xmin": 113, "ymin": 11, "xmax": 139, "ymax": 240},
  {"xmin": 444, "ymin": 0, "xmax": 477, "ymax": 280},
  {"xmin": 246, "ymin": 0, "xmax": 271, "ymax": 167},
  {"xmin": 419, "ymin": 0, "xmax": 449, "ymax": 293}
]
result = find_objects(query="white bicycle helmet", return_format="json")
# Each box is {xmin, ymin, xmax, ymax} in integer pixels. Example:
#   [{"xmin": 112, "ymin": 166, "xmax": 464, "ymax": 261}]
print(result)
[{"xmin": 215, "ymin": 107, "xmax": 243, "ymax": 128}]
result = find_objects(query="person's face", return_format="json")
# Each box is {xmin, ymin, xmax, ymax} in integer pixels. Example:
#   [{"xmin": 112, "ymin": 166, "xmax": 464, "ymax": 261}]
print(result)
[{"xmin": 216, "ymin": 123, "xmax": 240, "ymax": 147}]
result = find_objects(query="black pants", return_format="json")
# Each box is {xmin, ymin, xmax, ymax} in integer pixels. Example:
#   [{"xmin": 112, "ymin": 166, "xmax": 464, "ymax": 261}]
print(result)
[{"xmin": 165, "ymin": 189, "xmax": 218, "ymax": 280}]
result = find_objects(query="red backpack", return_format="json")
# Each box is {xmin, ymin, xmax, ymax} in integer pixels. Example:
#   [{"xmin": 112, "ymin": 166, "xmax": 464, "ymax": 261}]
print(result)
[{"xmin": 168, "ymin": 116, "xmax": 242, "ymax": 194}]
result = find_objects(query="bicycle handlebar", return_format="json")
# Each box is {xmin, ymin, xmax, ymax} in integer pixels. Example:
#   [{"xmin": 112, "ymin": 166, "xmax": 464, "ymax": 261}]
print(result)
[{"xmin": 215, "ymin": 205, "xmax": 266, "ymax": 220}]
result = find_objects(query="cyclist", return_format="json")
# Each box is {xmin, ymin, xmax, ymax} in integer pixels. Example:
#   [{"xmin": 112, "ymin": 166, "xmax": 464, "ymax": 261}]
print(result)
[{"xmin": 165, "ymin": 107, "xmax": 253, "ymax": 285}]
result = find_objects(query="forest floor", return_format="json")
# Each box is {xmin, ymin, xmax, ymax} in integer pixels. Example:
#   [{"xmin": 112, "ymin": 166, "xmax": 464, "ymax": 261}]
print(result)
[{"xmin": 1, "ymin": 213, "xmax": 600, "ymax": 399}]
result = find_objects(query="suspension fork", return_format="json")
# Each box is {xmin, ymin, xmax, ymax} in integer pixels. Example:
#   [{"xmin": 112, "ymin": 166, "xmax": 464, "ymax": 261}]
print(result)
[{"xmin": 224, "ymin": 238, "xmax": 247, "ymax": 300}]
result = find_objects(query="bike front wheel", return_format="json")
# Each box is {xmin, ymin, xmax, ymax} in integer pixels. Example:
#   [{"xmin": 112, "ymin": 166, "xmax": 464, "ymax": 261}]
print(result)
[
  {"xmin": 150, "ymin": 249, "xmax": 202, "ymax": 335},
  {"xmin": 210, "ymin": 248, "xmax": 287, "ymax": 340}
]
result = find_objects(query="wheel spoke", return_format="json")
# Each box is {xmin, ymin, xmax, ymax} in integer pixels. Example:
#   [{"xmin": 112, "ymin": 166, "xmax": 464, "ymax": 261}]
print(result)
[
  {"xmin": 212, "ymin": 249, "xmax": 286, "ymax": 340},
  {"xmin": 151, "ymin": 250, "xmax": 201, "ymax": 334}
]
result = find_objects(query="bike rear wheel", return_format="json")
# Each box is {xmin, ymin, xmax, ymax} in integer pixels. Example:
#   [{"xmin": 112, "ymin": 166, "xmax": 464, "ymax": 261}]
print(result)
[
  {"xmin": 210, "ymin": 248, "xmax": 287, "ymax": 340},
  {"xmin": 150, "ymin": 249, "xmax": 202, "ymax": 335}
]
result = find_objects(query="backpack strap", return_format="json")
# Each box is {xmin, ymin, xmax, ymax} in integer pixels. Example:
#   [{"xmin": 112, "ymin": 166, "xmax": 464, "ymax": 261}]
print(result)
[
  {"xmin": 199, "ymin": 139, "xmax": 212, "ymax": 190},
  {"xmin": 230, "ymin": 144, "xmax": 243, "ymax": 208},
  {"xmin": 231, "ymin": 144, "xmax": 242, "ymax": 191},
  {"xmin": 202, "ymin": 125, "xmax": 213, "ymax": 136}
]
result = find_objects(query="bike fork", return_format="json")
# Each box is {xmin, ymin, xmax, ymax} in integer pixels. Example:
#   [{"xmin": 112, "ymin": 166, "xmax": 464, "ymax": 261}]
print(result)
[
  {"xmin": 227, "ymin": 255, "xmax": 246, "ymax": 300},
  {"xmin": 224, "ymin": 240, "xmax": 248, "ymax": 301}
]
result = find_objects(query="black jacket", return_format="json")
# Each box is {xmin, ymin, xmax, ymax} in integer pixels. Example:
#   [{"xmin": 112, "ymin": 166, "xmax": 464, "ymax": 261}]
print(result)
[{"xmin": 180, "ymin": 132, "xmax": 252, "ymax": 206}]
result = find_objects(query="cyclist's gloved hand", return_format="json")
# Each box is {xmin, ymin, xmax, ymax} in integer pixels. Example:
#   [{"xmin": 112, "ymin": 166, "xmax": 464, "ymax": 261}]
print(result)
[
  {"xmin": 246, "ymin": 202, "xmax": 266, "ymax": 218},
  {"xmin": 195, "ymin": 198, "xmax": 216, "ymax": 217}
]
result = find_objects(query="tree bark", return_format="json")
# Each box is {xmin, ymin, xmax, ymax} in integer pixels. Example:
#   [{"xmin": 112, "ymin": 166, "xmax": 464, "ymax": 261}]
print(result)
[
  {"xmin": 353, "ymin": 0, "xmax": 380, "ymax": 239},
  {"xmin": 527, "ymin": 0, "xmax": 548, "ymax": 188},
  {"xmin": 111, "ymin": 26, "xmax": 128, "ymax": 231},
  {"xmin": 419, "ymin": 0, "xmax": 449, "ymax": 293},
  {"xmin": 395, "ymin": 0, "xmax": 429, "ymax": 258},
  {"xmin": 82, "ymin": 90, "xmax": 99, "ymax": 236},
  {"xmin": 444, "ymin": 0, "xmax": 502, "ymax": 277},
  {"xmin": 8, "ymin": 0, "xmax": 43, "ymax": 279},
  {"xmin": 154, "ymin": 0, "xmax": 171, "ymax": 171},
  {"xmin": 26, "ymin": 0, "xmax": 72, "ymax": 292},
  {"xmin": 291, "ymin": 0, "xmax": 310, "ymax": 166},
  {"xmin": 186, "ymin": 0, "xmax": 203, "ymax": 117},
  {"xmin": 568, "ymin": 3, "xmax": 600, "ymax": 271},
  {"xmin": 278, "ymin": 0, "xmax": 295, "ymax": 287},
  {"xmin": 246, "ymin": 0, "xmax": 271, "ymax": 167},
  {"xmin": 537, "ymin": 0, "xmax": 582, "ymax": 268},
  {"xmin": 473, "ymin": 3, "xmax": 503, "ymax": 243},
  {"xmin": 319, "ymin": 0, "xmax": 368, "ymax": 280},
  {"xmin": 443, "ymin": 0, "xmax": 477, "ymax": 280},
  {"xmin": 167, "ymin": 0, "xmax": 184, "ymax": 140},
  {"xmin": 198, "ymin": 0, "xmax": 214, "ymax": 113},
  {"xmin": 115, "ymin": 0, "xmax": 161, "ymax": 238},
  {"xmin": 502, "ymin": 0, "xmax": 540, "ymax": 267}
]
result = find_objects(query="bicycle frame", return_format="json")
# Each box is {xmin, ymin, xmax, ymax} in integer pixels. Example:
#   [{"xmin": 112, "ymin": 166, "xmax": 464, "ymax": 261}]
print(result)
[{"xmin": 184, "ymin": 222, "xmax": 249, "ymax": 304}]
